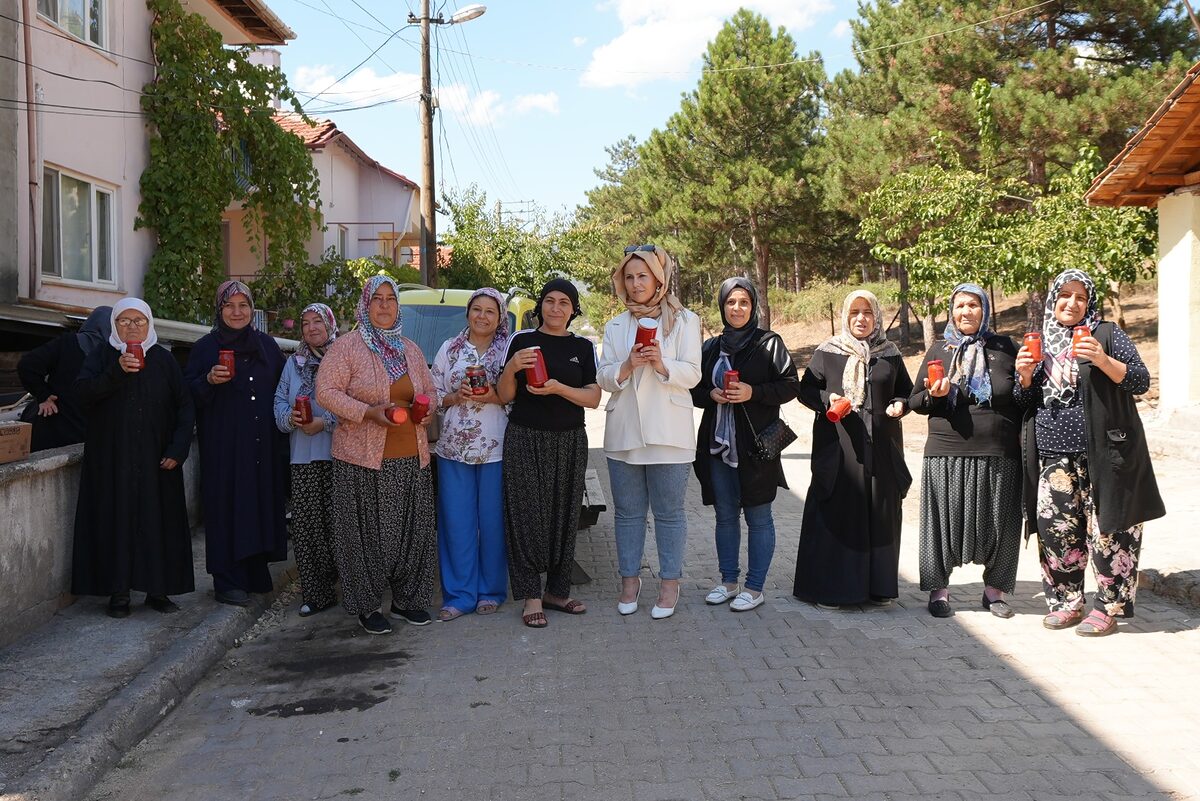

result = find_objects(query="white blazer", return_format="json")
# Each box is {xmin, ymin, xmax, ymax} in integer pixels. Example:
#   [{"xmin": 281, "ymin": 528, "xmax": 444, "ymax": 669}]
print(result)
[{"xmin": 597, "ymin": 308, "xmax": 702, "ymax": 455}]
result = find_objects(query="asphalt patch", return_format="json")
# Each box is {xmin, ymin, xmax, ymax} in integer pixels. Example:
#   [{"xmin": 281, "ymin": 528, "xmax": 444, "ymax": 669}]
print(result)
[{"xmin": 247, "ymin": 691, "xmax": 389, "ymax": 718}]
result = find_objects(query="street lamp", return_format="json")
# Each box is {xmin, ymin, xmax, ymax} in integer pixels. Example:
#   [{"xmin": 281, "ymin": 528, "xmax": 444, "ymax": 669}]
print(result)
[{"xmin": 408, "ymin": 2, "xmax": 487, "ymax": 287}]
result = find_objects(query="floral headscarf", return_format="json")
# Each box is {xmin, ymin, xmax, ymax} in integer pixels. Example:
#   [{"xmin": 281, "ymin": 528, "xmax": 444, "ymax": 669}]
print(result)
[
  {"xmin": 942, "ymin": 283, "xmax": 994, "ymax": 409},
  {"xmin": 816, "ymin": 289, "xmax": 900, "ymax": 411},
  {"xmin": 1042, "ymin": 269, "xmax": 1100, "ymax": 408},
  {"xmin": 108, "ymin": 298, "xmax": 158, "ymax": 355},
  {"xmin": 444, "ymin": 288, "xmax": 510, "ymax": 384},
  {"xmin": 356, "ymin": 274, "xmax": 408, "ymax": 381},
  {"xmin": 612, "ymin": 246, "xmax": 685, "ymax": 339},
  {"xmin": 213, "ymin": 280, "xmax": 259, "ymax": 355},
  {"xmin": 293, "ymin": 302, "xmax": 337, "ymax": 398}
]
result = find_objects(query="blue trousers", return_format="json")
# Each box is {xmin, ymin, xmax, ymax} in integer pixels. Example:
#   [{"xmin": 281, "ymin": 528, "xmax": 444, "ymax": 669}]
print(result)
[
  {"xmin": 710, "ymin": 458, "xmax": 776, "ymax": 592},
  {"xmin": 437, "ymin": 458, "xmax": 507, "ymax": 611}
]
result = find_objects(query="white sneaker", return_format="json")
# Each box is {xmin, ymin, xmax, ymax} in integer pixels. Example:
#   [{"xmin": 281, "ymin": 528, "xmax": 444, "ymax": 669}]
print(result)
[
  {"xmin": 730, "ymin": 591, "xmax": 765, "ymax": 612},
  {"xmin": 705, "ymin": 584, "xmax": 738, "ymax": 605}
]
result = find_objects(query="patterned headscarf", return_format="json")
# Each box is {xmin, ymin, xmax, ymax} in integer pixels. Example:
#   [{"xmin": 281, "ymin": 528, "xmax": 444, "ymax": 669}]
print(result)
[
  {"xmin": 77, "ymin": 306, "xmax": 113, "ymax": 356},
  {"xmin": 1042, "ymin": 269, "xmax": 1100, "ymax": 408},
  {"xmin": 444, "ymin": 288, "xmax": 510, "ymax": 384},
  {"xmin": 108, "ymin": 298, "xmax": 159, "ymax": 355},
  {"xmin": 942, "ymin": 283, "xmax": 994, "ymax": 409},
  {"xmin": 213, "ymin": 280, "xmax": 258, "ymax": 355},
  {"xmin": 816, "ymin": 289, "xmax": 900, "ymax": 411},
  {"xmin": 293, "ymin": 302, "xmax": 337, "ymax": 398},
  {"xmin": 356, "ymin": 274, "xmax": 408, "ymax": 381},
  {"xmin": 612, "ymin": 246, "xmax": 685, "ymax": 339}
]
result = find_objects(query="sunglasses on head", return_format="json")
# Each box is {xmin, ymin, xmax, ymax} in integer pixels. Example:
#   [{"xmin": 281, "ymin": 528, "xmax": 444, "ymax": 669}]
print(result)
[{"xmin": 624, "ymin": 244, "xmax": 656, "ymax": 254}]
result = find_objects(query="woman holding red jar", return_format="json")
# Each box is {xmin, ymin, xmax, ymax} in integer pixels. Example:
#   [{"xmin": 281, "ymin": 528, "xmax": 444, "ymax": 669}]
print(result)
[
  {"xmin": 497, "ymin": 279, "xmax": 600, "ymax": 628},
  {"xmin": 430, "ymin": 287, "xmax": 511, "ymax": 621},
  {"xmin": 185, "ymin": 281, "xmax": 288, "ymax": 608},
  {"xmin": 316, "ymin": 276, "xmax": 438, "ymax": 635},
  {"xmin": 273, "ymin": 303, "xmax": 340, "ymax": 618},
  {"xmin": 908, "ymin": 283, "xmax": 1022, "ymax": 619}
]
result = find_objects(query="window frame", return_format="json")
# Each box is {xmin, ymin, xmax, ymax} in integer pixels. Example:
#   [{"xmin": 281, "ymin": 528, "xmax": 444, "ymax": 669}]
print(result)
[
  {"xmin": 36, "ymin": 0, "xmax": 107, "ymax": 49},
  {"xmin": 41, "ymin": 165, "xmax": 118, "ymax": 288}
]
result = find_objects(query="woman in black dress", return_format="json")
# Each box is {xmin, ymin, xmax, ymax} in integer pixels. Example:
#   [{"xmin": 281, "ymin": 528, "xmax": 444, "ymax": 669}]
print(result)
[
  {"xmin": 72, "ymin": 299, "xmax": 195, "ymax": 617},
  {"xmin": 909, "ymin": 283, "xmax": 1022, "ymax": 619},
  {"xmin": 793, "ymin": 289, "xmax": 912, "ymax": 608}
]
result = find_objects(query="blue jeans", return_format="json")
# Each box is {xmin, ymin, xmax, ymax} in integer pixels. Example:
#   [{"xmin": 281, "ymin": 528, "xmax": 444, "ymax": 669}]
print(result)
[
  {"xmin": 436, "ymin": 459, "xmax": 507, "ymax": 611},
  {"xmin": 709, "ymin": 458, "xmax": 776, "ymax": 592},
  {"xmin": 607, "ymin": 459, "xmax": 690, "ymax": 580}
]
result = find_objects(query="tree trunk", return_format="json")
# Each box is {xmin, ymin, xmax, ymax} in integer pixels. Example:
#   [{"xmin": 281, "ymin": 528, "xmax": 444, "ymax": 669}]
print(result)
[
  {"xmin": 897, "ymin": 264, "xmax": 911, "ymax": 346},
  {"xmin": 792, "ymin": 249, "xmax": 801, "ymax": 293},
  {"xmin": 1028, "ymin": 151, "xmax": 1047, "ymax": 189},
  {"xmin": 922, "ymin": 295, "xmax": 936, "ymax": 351},
  {"xmin": 861, "ymin": 263, "xmax": 869, "ymax": 283},
  {"xmin": 1026, "ymin": 288, "xmax": 1046, "ymax": 333},
  {"xmin": 748, "ymin": 211, "xmax": 771, "ymax": 330},
  {"xmin": 1107, "ymin": 279, "xmax": 1126, "ymax": 328}
]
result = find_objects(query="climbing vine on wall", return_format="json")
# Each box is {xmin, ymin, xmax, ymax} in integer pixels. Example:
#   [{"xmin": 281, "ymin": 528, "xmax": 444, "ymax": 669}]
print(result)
[{"xmin": 137, "ymin": 0, "xmax": 321, "ymax": 323}]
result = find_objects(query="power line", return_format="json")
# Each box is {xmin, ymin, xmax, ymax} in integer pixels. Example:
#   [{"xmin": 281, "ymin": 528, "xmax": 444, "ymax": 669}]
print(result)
[{"xmin": 303, "ymin": 22, "xmax": 417, "ymax": 106}]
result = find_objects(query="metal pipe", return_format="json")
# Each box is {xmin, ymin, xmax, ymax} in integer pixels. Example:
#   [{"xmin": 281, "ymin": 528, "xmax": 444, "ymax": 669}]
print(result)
[{"xmin": 22, "ymin": 0, "xmax": 37, "ymax": 300}]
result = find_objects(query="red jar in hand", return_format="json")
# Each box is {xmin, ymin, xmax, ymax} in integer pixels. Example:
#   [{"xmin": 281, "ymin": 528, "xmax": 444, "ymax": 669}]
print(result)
[
  {"xmin": 218, "ymin": 349, "xmax": 236, "ymax": 377},
  {"xmin": 634, "ymin": 318, "xmax": 658, "ymax": 350},
  {"xmin": 723, "ymin": 370, "xmax": 740, "ymax": 393},
  {"xmin": 294, "ymin": 395, "xmax": 313, "ymax": 425},
  {"xmin": 1024, "ymin": 332, "xmax": 1042, "ymax": 361},
  {"xmin": 385, "ymin": 406, "xmax": 408, "ymax": 425},
  {"xmin": 466, "ymin": 365, "xmax": 488, "ymax": 395},
  {"xmin": 826, "ymin": 397, "xmax": 852, "ymax": 423},
  {"xmin": 126, "ymin": 341, "xmax": 145, "ymax": 369},
  {"xmin": 525, "ymin": 347, "xmax": 549, "ymax": 388},
  {"xmin": 926, "ymin": 359, "xmax": 945, "ymax": 384},
  {"xmin": 410, "ymin": 394, "xmax": 431, "ymax": 425}
]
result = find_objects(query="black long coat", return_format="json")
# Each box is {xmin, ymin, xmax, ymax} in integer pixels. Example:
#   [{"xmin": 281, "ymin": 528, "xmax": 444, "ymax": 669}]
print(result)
[
  {"xmin": 184, "ymin": 331, "xmax": 289, "ymax": 583},
  {"xmin": 690, "ymin": 329, "xmax": 800, "ymax": 509},
  {"xmin": 17, "ymin": 333, "xmax": 88, "ymax": 451},
  {"xmin": 792, "ymin": 349, "xmax": 913, "ymax": 605},
  {"xmin": 71, "ymin": 345, "xmax": 196, "ymax": 596}
]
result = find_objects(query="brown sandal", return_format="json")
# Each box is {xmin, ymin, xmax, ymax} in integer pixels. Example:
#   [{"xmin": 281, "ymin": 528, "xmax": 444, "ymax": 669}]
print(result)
[
  {"xmin": 522, "ymin": 611, "xmax": 548, "ymax": 628},
  {"xmin": 543, "ymin": 598, "xmax": 587, "ymax": 615},
  {"xmin": 1042, "ymin": 609, "xmax": 1084, "ymax": 630}
]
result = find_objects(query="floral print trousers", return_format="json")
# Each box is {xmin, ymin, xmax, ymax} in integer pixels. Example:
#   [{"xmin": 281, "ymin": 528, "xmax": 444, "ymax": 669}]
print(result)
[{"xmin": 1035, "ymin": 454, "xmax": 1143, "ymax": 618}]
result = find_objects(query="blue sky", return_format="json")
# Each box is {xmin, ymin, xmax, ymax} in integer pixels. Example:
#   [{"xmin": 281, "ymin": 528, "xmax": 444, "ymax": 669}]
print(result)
[{"xmin": 270, "ymin": 0, "xmax": 862, "ymax": 219}]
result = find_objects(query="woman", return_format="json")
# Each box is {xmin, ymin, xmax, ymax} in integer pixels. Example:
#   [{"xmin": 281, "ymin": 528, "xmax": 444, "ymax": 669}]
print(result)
[
  {"xmin": 598, "ymin": 246, "xmax": 701, "ymax": 619},
  {"xmin": 185, "ymin": 281, "xmax": 288, "ymax": 607},
  {"xmin": 1014, "ymin": 269, "xmax": 1164, "ymax": 636},
  {"xmin": 18, "ymin": 306, "xmax": 112, "ymax": 451},
  {"xmin": 72, "ymin": 299, "xmax": 195, "ymax": 617},
  {"xmin": 793, "ymin": 289, "xmax": 912, "ymax": 608},
  {"xmin": 430, "ymin": 288, "xmax": 511, "ymax": 621},
  {"xmin": 690, "ymin": 278, "xmax": 799, "ymax": 613},
  {"xmin": 497, "ymin": 278, "xmax": 600, "ymax": 628},
  {"xmin": 909, "ymin": 284, "xmax": 1022, "ymax": 618},
  {"xmin": 274, "ymin": 303, "xmax": 339, "ymax": 617},
  {"xmin": 316, "ymin": 275, "xmax": 437, "ymax": 635}
]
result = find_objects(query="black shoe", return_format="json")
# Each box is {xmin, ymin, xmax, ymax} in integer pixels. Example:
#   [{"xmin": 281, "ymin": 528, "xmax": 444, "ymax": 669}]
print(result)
[
  {"xmin": 215, "ymin": 589, "xmax": 250, "ymax": 607},
  {"xmin": 390, "ymin": 605, "xmax": 432, "ymax": 626},
  {"xmin": 928, "ymin": 599, "xmax": 953, "ymax": 618},
  {"xmin": 107, "ymin": 593, "xmax": 131, "ymax": 619},
  {"xmin": 358, "ymin": 611, "xmax": 393, "ymax": 635},
  {"xmin": 146, "ymin": 595, "xmax": 180, "ymax": 614},
  {"xmin": 982, "ymin": 594, "xmax": 1014, "ymax": 619},
  {"xmin": 867, "ymin": 595, "xmax": 893, "ymax": 607}
]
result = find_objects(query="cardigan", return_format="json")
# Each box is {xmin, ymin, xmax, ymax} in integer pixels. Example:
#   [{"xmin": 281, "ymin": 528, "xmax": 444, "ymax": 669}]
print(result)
[{"xmin": 315, "ymin": 332, "xmax": 434, "ymax": 470}]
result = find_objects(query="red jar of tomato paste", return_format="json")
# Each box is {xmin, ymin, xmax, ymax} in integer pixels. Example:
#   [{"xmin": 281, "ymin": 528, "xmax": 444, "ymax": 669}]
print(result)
[
  {"xmin": 466, "ymin": 365, "xmax": 488, "ymax": 395},
  {"xmin": 218, "ymin": 350, "xmax": 236, "ymax": 378},
  {"xmin": 126, "ymin": 341, "xmax": 145, "ymax": 369},
  {"xmin": 525, "ymin": 346, "xmax": 549, "ymax": 388},
  {"xmin": 410, "ymin": 394, "xmax": 431, "ymax": 425},
  {"xmin": 294, "ymin": 395, "xmax": 313, "ymax": 425}
]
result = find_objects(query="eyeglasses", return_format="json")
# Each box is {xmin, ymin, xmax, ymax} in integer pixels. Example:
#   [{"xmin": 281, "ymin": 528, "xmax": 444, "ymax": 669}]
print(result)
[
  {"xmin": 115, "ymin": 318, "xmax": 149, "ymax": 329},
  {"xmin": 369, "ymin": 296, "xmax": 398, "ymax": 306},
  {"xmin": 624, "ymin": 244, "xmax": 656, "ymax": 254}
]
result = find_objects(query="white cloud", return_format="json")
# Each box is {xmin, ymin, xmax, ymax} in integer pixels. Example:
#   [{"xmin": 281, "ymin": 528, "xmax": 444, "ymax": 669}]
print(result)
[
  {"xmin": 582, "ymin": 0, "xmax": 834, "ymax": 89},
  {"xmin": 512, "ymin": 92, "xmax": 560, "ymax": 115},
  {"xmin": 832, "ymin": 19, "xmax": 851, "ymax": 39},
  {"xmin": 572, "ymin": 36, "xmax": 588, "ymax": 47}
]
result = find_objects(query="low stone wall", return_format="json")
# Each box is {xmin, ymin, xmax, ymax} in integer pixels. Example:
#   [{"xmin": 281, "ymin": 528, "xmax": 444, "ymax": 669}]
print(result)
[{"xmin": 0, "ymin": 442, "xmax": 201, "ymax": 648}]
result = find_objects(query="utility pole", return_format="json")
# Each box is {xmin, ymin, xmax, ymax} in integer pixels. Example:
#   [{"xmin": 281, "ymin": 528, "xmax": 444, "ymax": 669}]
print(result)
[{"xmin": 418, "ymin": 0, "xmax": 437, "ymax": 287}]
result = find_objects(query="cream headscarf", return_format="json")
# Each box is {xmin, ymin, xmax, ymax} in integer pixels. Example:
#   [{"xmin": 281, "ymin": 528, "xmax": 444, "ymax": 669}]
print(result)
[
  {"xmin": 815, "ymin": 289, "xmax": 900, "ymax": 411},
  {"xmin": 612, "ymin": 246, "xmax": 685, "ymax": 339}
]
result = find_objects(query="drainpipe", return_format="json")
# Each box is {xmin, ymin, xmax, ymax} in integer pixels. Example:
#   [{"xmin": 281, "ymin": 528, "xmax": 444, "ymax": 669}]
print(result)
[{"xmin": 22, "ymin": 0, "xmax": 37, "ymax": 300}]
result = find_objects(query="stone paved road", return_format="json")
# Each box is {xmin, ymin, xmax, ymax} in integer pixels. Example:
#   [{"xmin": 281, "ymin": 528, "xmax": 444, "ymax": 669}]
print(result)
[{"xmin": 88, "ymin": 406, "xmax": 1200, "ymax": 801}]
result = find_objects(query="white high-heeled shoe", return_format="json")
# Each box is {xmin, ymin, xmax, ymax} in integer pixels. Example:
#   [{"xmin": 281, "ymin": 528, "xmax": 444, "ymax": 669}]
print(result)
[
  {"xmin": 617, "ymin": 578, "xmax": 641, "ymax": 616},
  {"xmin": 651, "ymin": 582, "xmax": 680, "ymax": 620}
]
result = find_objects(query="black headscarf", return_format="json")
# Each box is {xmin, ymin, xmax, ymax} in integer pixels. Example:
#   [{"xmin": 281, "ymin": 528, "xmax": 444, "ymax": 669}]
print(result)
[
  {"xmin": 536, "ymin": 278, "xmax": 582, "ymax": 325},
  {"xmin": 717, "ymin": 277, "xmax": 759, "ymax": 355},
  {"xmin": 76, "ymin": 306, "xmax": 113, "ymax": 356}
]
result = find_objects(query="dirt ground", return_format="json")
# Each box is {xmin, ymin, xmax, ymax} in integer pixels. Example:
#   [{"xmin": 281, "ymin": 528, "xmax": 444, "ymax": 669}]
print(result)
[{"xmin": 774, "ymin": 282, "xmax": 1161, "ymax": 440}]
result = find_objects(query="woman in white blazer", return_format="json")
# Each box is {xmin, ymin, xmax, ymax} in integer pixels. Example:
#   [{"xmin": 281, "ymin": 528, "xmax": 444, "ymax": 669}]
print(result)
[{"xmin": 597, "ymin": 245, "xmax": 702, "ymax": 619}]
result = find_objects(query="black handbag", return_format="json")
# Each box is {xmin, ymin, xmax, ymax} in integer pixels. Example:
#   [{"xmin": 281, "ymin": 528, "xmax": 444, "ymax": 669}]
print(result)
[{"xmin": 740, "ymin": 405, "xmax": 797, "ymax": 461}]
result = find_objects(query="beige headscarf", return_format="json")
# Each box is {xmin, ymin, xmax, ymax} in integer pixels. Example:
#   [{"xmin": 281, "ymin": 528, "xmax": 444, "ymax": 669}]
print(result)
[
  {"xmin": 815, "ymin": 289, "xmax": 900, "ymax": 411},
  {"xmin": 612, "ymin": 246, "xmax": 685, "ymax": 339}
]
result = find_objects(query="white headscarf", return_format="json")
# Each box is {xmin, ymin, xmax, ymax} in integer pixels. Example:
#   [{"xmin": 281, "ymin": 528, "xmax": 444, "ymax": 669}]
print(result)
[{"xmin": 108, "ymin": 298, "xmax": 159, "ymax": 354}]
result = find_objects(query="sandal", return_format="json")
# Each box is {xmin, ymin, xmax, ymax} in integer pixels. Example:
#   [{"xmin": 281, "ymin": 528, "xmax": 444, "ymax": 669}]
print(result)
[
  {"xmin": 475, "ymin": 600, "xmax": 499, "ymax": 615},
  {"xmin": 1042, "ymin": 608, "xmax": 1084, "ymax": 630},
  {"xmin": 437, "ymin": 607, "xmax": 465, "ymax": 622},
  {"xmin": 542, "ymin": 598, "xmax": 587, "ymax": 615},
  {"xmin": 1075, "ymin": 609, "xmax": 1117, "ymax": 637},
  {"xmin": 522, "ymin": 611, "xmax": 548, "ymax": 628}
]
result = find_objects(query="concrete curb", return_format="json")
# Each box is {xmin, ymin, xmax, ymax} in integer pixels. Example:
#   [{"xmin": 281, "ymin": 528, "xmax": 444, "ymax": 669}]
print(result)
[
  {"xmin": 1140, "ymin": 568, "xmax": 1200, "ymax": 609},
  {"xmin": 12, "ymin": 565, "xmax": 297, "ymax": 801}
]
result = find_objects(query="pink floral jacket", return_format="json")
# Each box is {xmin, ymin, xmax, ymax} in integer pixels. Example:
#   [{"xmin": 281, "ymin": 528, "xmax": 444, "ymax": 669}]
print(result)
[{"xmin": 316, "ymin": 332, "xmax": 435, "ymax": 470}]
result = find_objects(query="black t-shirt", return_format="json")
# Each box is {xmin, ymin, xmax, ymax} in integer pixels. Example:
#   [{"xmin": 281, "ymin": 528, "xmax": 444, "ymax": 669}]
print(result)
[{"xmin": 505, "ymin": 328, "xmax": 597, "ymax": 432}]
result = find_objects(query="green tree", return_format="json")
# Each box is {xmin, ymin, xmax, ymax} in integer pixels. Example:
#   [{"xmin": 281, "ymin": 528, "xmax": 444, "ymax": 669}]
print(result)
[{"xmin": 138, "ymin": 0, "xmax": 321, "ymax": 323}]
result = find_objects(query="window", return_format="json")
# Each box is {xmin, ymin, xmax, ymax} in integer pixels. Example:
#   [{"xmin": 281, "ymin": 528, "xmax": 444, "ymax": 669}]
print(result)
[
  {"xmin": 42, "ymin": 166, "xmax": 115, "ymax": 284},
  {"xmin": 37, "ymin": 0, "xmax": 105, "ymax": 47},
  {"xmin": 337, "ymin": 226, "xmax": 350, "ymax": 258}
]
